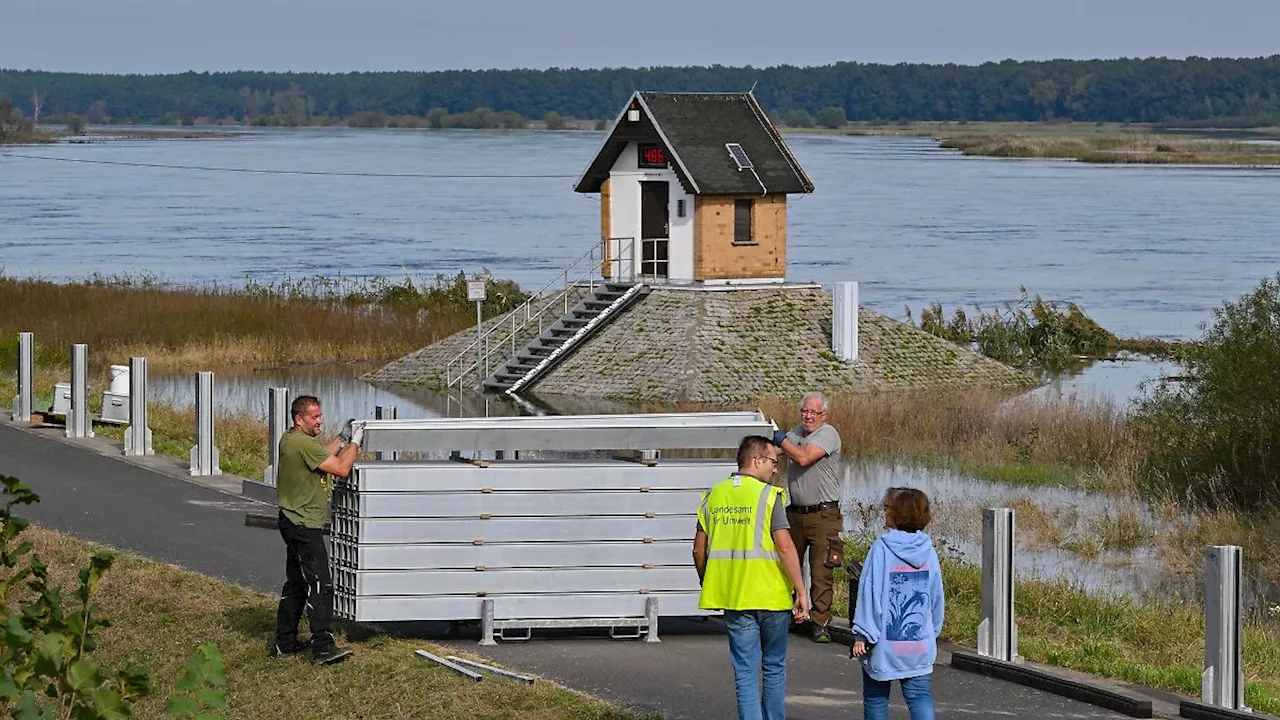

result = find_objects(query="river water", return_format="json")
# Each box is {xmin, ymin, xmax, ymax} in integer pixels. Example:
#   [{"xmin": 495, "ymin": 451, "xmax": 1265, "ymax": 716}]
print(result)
[{"xmin": 2, "ymin": 127, "xmax": 1278, "ymax": 339}]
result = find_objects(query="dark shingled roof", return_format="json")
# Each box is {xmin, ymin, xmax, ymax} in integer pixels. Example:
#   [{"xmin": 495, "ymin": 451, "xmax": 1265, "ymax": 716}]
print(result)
[{"xmin": 575, "ymin": 91, "xmax": 815, "ymax": 196}]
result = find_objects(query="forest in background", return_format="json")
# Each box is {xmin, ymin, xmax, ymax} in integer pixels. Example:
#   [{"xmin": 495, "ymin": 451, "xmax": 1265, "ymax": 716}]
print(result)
[{"xmin": 3, "ymin": 56, "xmax": 1280, "ymax": 129}]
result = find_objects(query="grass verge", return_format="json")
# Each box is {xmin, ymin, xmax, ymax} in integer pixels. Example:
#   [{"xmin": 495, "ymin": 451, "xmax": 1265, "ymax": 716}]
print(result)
[
  {"xmin": 14, "ymin": 523, "xmax": 643, "ymax": 720},
  {"xmin": 831, "ymin": 538, "xmax": 1280, "ymax": 714}
]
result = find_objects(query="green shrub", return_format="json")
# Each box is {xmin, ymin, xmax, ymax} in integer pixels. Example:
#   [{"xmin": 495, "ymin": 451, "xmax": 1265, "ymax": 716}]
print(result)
[{"xmin": 1131, "ymin": 272, "xmax": 1280, "ymax": 509}]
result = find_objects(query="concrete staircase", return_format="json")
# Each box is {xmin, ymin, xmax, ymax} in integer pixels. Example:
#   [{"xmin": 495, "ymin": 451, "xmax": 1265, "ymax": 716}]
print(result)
[{"xmin": 483, "ymin": 282, "xmax": 649, "ymax": 393}]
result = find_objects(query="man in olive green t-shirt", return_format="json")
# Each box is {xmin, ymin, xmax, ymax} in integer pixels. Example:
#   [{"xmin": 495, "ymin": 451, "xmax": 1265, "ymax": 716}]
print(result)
[{"xmin": 272, "ymin": 394, "xmax": 362, "ymax": 666}]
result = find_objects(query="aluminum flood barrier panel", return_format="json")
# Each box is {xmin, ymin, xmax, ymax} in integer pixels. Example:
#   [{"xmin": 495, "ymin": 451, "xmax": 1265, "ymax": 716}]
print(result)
[
  {"xmin": 331, "ymin": 459, "xmax": 732, "ymax": 637},
  {"xmin": 358, "ymin": 411, "xmax": 773, "ymax": 454},
  {"xmin": 1203, "ymin": 545, "xmax": 1248, "ymax": 710},
  {"xmin": 979, "ymin": 507, "xmax": 1018, "ymax": 662},
  {"xmin": 11, "ymin": 332, "xmax": 33, "ymax": 422}
]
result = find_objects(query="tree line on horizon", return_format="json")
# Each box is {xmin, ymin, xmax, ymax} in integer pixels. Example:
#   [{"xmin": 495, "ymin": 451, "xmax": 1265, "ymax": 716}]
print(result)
[{"xmin": 3, "ymin": 56, "xmax": 1280, "ymax": 128}]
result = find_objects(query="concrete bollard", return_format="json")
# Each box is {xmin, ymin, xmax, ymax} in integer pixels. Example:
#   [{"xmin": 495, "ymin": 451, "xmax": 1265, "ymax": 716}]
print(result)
[
  {"xmin": 12, "ymin": 332, "xmax": 33, "ymax": 422},
  {"xmin": 67, "ymin": 344, "xmax": 94, "ymax": 439},
  {"xmin": 375, "ymin": 405, "xmax": 397, "ymax": 461},
  {"xmin": 123, "ymin": 357, "xmax": 153, "ymax": 456},
  {"xmin": 189, "ymin": 371, "xmax": 221, "ymax": 476},
  {"xmin": 833, "ymin": 281, "xmax": 859, "ymax": 362},
  {"xmin": 264, "ymin": 387, "xmax": 289, "ymax": 485},
  {"xmin": 1203, "ymin": 545, "xmax": 1249, "ymax": 710},
  {"xmin": 978, "ymin": 507, "xmax": 1018, "ymax": 662}
]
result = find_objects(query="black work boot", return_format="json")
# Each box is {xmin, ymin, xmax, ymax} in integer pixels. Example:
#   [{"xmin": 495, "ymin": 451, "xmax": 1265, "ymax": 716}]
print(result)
[
  {"xmin": 270, "ymin": 636, "xmax": 311, "ymax": 659},
  {"xmin": 310, "ymin": 634, "xmax": 353, "ymax": 666}
]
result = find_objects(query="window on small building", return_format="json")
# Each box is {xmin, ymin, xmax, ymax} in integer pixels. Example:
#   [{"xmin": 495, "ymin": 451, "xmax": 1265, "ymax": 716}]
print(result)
[{"xmin": 733, "ymin": 199, "xmax": 754, "ymax": 245}]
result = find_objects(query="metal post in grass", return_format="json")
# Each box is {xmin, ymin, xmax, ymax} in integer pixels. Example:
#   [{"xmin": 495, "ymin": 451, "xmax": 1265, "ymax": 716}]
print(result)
[
  {"xmin": 12, "ymin": 332, "xmax": 33, "ymax": 422},
  {"xmin": 123, "ymin": 356, "xmax": 153, "ymax": 456},
  {"xmin": 264, "ymin": 387, "xmax": 289, "ymax": 485},
  {"xmin": 189, "ymin": 371, "xmax": 221, "ymax": 476},
  {"xmin": 1203, "ymin": 545, "xmax": 1249, "ymax": 711},
  {"xmin": 833, "ymin": 281, "xmax": 859, "ymax": 361},
  {"xmin": 375, "ymin": 404, "xmax": 396, "ymax": 461},
  {"xmin": 67, "ymin": 343, "xmax": 93, "ymax": 439},
  {"xmin": 978, "ymin": 507, "xmax": 1018, "ymax": 662}
]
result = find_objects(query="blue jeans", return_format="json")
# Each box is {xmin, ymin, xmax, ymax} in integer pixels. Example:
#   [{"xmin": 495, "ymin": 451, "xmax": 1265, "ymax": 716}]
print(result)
[
  {"xmin": 723, "ymin": 609, "xmax": 791, "ymax": 720},
  {"xmin": 861, "ymin": 670, "xmax": 936, "ymax": 720}
]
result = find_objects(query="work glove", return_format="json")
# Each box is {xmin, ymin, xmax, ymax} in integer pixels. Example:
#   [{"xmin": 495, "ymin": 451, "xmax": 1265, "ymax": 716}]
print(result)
[
  {"xmin": 338, "ymin": 418, "xmax": 356, "ymax": 443},
  {"xmin": 772, "ymin": 429, "xmax": 788, "ymax": 446},
  {"xmin": 349, "ymin": 420, "xmax": 366, "ymax": 448}
]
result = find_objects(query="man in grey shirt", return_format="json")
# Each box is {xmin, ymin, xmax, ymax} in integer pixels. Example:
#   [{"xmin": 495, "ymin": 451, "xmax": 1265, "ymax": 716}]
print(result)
[{"xmin": 772, "ymin": 391, "xmax": 843, "ymax": 642}]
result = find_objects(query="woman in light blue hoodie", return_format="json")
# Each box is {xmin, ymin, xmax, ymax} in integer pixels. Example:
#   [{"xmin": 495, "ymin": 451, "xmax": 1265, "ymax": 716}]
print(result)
[{"xmin": 850, "ymin": 487, "xmax": 944, "ymax": 720}]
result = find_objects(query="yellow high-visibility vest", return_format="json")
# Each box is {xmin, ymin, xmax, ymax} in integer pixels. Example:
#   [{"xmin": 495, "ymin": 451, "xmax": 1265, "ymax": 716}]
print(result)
[{"xmin": 697, "ymin": 474, "xmax": 793, "ymax": 611}]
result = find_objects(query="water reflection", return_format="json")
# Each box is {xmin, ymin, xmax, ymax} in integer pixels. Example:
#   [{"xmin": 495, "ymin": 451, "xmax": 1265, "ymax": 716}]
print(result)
[
  {"xmin": 838, "ymin": 461, "xmax": 1166, "ymax": 601},
  {"xmin": 1025, "ymin": 354, "xmax": 1182, "ymax": 405}
]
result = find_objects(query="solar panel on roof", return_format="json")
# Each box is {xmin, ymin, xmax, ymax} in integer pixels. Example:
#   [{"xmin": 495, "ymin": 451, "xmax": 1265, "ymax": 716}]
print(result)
[{"xmin": 725, "ymin": 143, "xmax": 753, "ymax": 170}]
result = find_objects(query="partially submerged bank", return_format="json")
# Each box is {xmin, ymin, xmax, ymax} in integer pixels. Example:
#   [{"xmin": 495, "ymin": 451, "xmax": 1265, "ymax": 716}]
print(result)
[{"xmin": 939, "ymin": 132, "xmax": 1280, "ymax": 165}]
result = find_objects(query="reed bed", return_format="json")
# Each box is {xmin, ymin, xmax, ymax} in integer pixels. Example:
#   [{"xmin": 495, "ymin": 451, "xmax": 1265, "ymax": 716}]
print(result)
[{"xmin": 940, "ymin": 133, "xmax": 1280, "ymax": 164}]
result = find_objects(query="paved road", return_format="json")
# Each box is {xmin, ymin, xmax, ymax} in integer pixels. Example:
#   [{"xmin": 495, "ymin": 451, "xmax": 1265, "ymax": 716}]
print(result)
[{"xmin": 0, "ymin": 421, "xmax": 1158, "ymax": 719}]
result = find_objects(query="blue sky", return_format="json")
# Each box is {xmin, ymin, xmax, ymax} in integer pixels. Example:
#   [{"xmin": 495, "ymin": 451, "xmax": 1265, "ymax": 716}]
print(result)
[{"xmin": 3, "ymin": 0, "xmax": 1277, "ymax": 73}]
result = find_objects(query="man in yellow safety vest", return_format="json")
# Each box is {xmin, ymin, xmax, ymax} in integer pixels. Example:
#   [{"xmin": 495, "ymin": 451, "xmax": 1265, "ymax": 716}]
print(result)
[{"xmin": 694, "ymin": 435, "xmax": 810, "ymax": 720}]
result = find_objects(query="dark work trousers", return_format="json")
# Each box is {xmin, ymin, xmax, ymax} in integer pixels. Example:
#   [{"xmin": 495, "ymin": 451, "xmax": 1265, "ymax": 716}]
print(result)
[
  {"xmin": 274, "ymin": 512, "xmax": 335, "ymax": 650},
  {"xmin": 786, "ymin": 503, "xmax": 845, "ymax": 627}
]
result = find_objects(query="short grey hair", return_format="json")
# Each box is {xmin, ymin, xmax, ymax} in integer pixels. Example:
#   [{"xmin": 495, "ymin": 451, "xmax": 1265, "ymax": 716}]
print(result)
[{"xmin": 799, "ymin": 392, "xmax": 829, "ymax": 413}]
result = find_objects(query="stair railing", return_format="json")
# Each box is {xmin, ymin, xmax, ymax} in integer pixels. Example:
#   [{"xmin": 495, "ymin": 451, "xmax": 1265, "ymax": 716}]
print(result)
[{"xmin": 445, "ymin": 237, "xmax": 636, "ymax": 390}]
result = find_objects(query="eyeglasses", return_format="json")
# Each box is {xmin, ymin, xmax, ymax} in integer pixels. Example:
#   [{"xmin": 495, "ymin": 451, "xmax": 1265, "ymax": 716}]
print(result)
[
  {"xmin": 800, "ymin": 409, "xmax": 826, "ymax": 417},
  {"xmin": 756, "ymin": 456, "xmax": 779, "ymax": 466}
]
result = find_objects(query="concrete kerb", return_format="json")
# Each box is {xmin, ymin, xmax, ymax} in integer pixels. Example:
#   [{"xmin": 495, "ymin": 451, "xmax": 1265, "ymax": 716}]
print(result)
[
  {"xmin": 825, "ymin": 617, "xmax": 1182, "ymax": 718},
  {"xmin": 0, "ymin": 408, "xmax": 271, "ymax": 508}
]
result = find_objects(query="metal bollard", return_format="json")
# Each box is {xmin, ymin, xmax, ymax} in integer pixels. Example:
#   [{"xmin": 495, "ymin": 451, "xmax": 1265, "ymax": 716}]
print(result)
[
  {"xmin": 11, "ymin": 332, "xmax": 33, "ymax": 422},
  {"xmin": 644, "ymin": 596, "xmax": 661, "ymax": 643},
  {"xmin": 978, "ymin": 507, "xmax": 1018, "ymax": 662},
  {"xmin": 188, "ymin": 371, "xmax": 221, "ymax": 476},
  {"xmin": 479, "ymin": 598, "xmax": 497, "ymax": 646},
  {"xmin": 1203, "ymin": 545, "xmax": 1249, "ymax": 710},
  {"xmin": 67, "ymin": 344, "xmax": 93, "ymax": 439},
  {"xmin": 264, "ymin": 387, "xmax": 289, "ymax": 485},
  {"xmin": 374, "ymin": 405, "xmax": 396, "ymax": 461},
  {"xmin": 832, "ymin": 281, "xmax": 859, "ymax": 361},
  {"xmin": 123, "ymin": 357, "xmax": 153, "ymax": 456}
]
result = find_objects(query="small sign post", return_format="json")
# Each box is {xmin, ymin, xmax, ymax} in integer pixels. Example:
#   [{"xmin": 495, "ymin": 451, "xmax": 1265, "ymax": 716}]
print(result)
[{"xmin": 467, "ymin": 278, "xmax": 487, "ymax": 386}]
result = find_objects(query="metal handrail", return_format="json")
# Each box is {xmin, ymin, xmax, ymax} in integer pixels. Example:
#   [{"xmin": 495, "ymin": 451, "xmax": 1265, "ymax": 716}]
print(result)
[{"xmin": 446, "ymin": 237, "xmax": 636, "ymax": 389}]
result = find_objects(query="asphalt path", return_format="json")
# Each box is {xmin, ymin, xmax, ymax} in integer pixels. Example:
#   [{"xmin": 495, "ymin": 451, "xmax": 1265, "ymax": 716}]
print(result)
[{"xmin": 0, "ymin": 421, "xmax": 1154, "ymax": 719}]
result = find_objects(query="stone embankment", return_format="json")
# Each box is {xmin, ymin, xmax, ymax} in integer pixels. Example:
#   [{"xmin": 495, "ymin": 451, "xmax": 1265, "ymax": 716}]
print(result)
[{"xmin": 368, "ymin": 285, "xmax": 1037, "ymax": 404}]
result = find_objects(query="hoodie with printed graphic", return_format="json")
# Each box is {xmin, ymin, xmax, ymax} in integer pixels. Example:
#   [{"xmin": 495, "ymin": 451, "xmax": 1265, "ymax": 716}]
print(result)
[{"xmin": 851, "ymin": 529, "xmax": 945, "ymax": 681}]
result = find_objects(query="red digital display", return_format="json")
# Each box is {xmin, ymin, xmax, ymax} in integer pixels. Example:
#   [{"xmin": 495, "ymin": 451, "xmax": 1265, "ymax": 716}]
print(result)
[{"xmin": 637, "ymin": 143, "xmax": 668, "ymax": 168}]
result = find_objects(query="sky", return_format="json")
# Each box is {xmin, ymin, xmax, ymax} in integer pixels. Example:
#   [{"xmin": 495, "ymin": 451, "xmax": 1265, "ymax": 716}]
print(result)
[{"xmin": 2, "ymin": 0, "xmax": 1278, "ymax": 74}]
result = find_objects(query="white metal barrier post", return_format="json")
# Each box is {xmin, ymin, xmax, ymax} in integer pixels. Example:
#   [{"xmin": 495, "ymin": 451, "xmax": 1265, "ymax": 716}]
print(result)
[
  {"xmin": 833, "ymin": 281, "xmax": 859, "ymax": 361},
  {"xmin": 1203, "ymin": 545, "xmax": 1248, "ymax": 710},
  {"xmin": 264, "ymin": 387, "xmax": 289, "ymax": 485},
  {"xmin": 123, "ymin": 357, "xmax": 153, "ymax": 456},
  {"xmin": 12, "ymin": 332, "xmax": 33, "ymax": 422},
  {"xmin": 467, "ymin": 278, "xmax": 486, "ymax": 388},
  {"xmin": 189, "ymin": 371, "xmax": 221, "ymax": 476},
  {"xmin": 375, "ymin": 405, "xmax": 397, "ymax": 461},
  {"xmin": 11, "ymin": 332, "xmax": 32, "ymax": 420},
  {"xmin": 67, "ymin": 343, "xmax": 93, "ymax": 439},
  {"xmin": 978, "ymin": 507, "xmax": 1018, "ymax": 662}
]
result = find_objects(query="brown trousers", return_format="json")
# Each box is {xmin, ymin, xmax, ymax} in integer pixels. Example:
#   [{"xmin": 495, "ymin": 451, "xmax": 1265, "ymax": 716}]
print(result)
[{"xmin": 786, "ymin": 504, "xmax": 844, "ymax": 627}]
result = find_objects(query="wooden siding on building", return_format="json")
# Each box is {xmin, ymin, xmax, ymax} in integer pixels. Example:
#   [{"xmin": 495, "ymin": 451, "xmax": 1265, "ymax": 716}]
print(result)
[
  {"xmin": 600, "ymin": 178, "xmax": 612, "ymax": 278},
  {"xmin": 693, "ymin": 194, "xmax": 787, "ymax": 280}
]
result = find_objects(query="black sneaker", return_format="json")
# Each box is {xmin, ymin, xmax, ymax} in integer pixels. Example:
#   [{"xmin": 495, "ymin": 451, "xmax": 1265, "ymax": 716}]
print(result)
[
  {"xmin": 270, "ymin": 637, "xmax": 312, "ymax": 659},
  {"xmin": 310, "ymin": 645, "xmax": 354, "ymax": 666}
]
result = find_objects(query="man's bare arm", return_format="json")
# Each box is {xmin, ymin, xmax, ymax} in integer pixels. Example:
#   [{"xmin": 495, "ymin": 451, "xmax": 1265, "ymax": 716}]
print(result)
[
  {"xmin": 325, "ymin": 437, "xmax": 343, "ymax": 455},
  {"xmin": 779, "ymin": 438, "xmax": 828, "ymax": 468},
  {"xmin": 692, "ymin": 530, "xmax": 709, "ymax": 584},
  {"xmin": 317, "ymin": 442, "xmax": 360, "ymax": 479}
]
